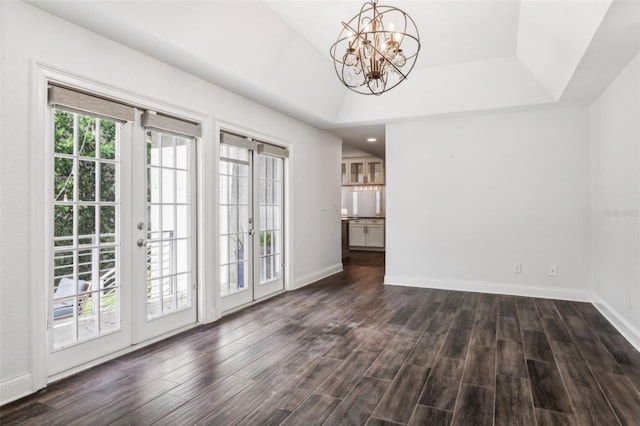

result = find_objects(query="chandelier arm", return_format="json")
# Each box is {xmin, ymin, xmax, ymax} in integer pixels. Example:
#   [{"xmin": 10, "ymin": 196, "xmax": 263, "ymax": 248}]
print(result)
[
  {"xmin": 337, "ymin": 61, "xmax": 349, "ymax": 87},
  {"xmin": 399, "ymin": 9, "xmax": 408, "ymax": 44},
  {"xmin": 367, "ymin": 38, "xmax": 409, "ymax": 80},
  {"xmin": 340, "ymin": 21, "xmax": 368, "ymax": 48},
  {"xmin": 358, "ymin": 2, "xmax": 374, "ymax": 29},
  {"xmin": 400, "ymin": 14, "xmax": 421, "ymax": 56},
  {"xmin": 340, "ymin": 17, "xmax": 413, "ymax": 81},
  {"xmin": 375, "ymin": 53, "xmax": 419, "ymax": 93}
]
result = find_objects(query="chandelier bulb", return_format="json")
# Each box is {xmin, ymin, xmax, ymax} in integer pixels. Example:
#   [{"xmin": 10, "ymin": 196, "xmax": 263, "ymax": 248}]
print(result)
[{"xmin": 394, "ymin": 53, "xmax": 406, "ymax": 67}]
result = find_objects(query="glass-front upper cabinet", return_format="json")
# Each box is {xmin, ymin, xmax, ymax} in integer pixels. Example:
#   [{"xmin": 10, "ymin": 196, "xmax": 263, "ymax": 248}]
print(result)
[
  {"xmin": 366, "ymin": 159, "xmax": 384, "ymax": 184},
  {"xmin": 343, "ymin": 158, "xmax": 384, "ymax": 185},
  {"xmin": 349, "ymin": 160, "xmax": 366, "ymax": 184}
]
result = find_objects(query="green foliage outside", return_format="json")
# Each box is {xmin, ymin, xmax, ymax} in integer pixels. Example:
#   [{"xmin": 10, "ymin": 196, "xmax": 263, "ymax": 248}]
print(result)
[
  {"xmin": 81, "ymin": 289, "xmax": 116, "ymax": 316},
  {"xmin": 259, "ymin": 231, "xmax": 272, "ymax": 247},
  {"xmin": 53, "ymin": 110, "xmax": 117, "ymax": 294}
]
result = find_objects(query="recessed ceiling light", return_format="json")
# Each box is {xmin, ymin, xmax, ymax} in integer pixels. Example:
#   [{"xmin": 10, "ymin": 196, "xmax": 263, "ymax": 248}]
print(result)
[{"xmin": 367, "ymin": 138, "xmax": 377, "ymax": 143}]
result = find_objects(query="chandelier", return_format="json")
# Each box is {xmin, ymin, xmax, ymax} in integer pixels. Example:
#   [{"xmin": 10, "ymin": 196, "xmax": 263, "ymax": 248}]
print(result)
[{"xmin": 330, "ymin": 0, "xmax": 420, "ymax": 95}]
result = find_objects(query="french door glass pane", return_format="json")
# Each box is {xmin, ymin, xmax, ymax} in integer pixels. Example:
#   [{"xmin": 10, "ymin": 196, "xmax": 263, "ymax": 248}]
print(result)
[
  {"xmin": 146, "ymin": 130, "xmax": 193, "ymax": 320},
  {"xmin": 52, "ymin": 110, "xmax": 121, "ymax": 350},
  {"xmin": 259, "ymin": 155, "xmax": 283, "ymax": 284},
  {"xmin": 220, "ymin": 146, "xmax": 250, "ymax": 297}
]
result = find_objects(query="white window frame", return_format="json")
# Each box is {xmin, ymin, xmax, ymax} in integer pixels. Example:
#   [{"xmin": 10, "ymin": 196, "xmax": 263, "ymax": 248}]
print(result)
[{"xmin": 30, "ymin": 62, "xmax": 214, "ymax": 390}]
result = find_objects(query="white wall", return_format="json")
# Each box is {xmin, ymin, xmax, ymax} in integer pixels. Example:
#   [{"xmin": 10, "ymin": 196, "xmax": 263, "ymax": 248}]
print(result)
[
  {"xmin": 0, "ymin": 1, "xmax": 341, "ymax": 403},
  {"xmin": 386, "ymin": 106, "xmax": 592, "ymax": 299},
  {"xmin": 590, "ymin": 53, "xmax": 640, "ymax": 344}
]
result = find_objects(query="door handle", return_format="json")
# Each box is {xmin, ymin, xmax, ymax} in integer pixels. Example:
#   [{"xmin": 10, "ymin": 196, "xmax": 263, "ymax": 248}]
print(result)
[
  {"xmin": 137, "ymin": 239, "xmax": 146, "ymax": 247},
  {"xmin": 249, "ymin": 229, "xmax": 255, "ymax": 236}
]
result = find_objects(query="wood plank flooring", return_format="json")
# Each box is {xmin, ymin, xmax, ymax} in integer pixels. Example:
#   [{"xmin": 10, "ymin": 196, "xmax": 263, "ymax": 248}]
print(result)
[{"xmin": 2, "ymin": 251, "xmax": 640, "ymax": 425}]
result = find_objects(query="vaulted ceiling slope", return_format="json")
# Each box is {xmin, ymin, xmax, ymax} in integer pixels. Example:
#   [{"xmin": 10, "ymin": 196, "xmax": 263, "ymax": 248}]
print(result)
[{"xmin": 30, "ymin": 0, "xmax": 639, "ymax": 130}]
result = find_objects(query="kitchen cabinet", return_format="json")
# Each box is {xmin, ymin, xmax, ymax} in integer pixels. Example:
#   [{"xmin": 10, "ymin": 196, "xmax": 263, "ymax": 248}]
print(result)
[
  {"xmin": 349, "ymin": 219, "xmax": 367, "ymax": 246},
  {"xmin": 349, "ymin": 219, "xmax": 384, "ymax": 249},
  {"xmin": 366, "ymin": 159, "xmax": 384, "ymax": 184},
  {"xmin": 342, "ymin": 157, "xmax": 385, "ymax": 185},
  {"xmin": 365, "ymin": 219, "xmax": 385, "ymax": 247},
  {"xmin": 349, "ymin": 160, "xmax": 367, "ymax": 184}
]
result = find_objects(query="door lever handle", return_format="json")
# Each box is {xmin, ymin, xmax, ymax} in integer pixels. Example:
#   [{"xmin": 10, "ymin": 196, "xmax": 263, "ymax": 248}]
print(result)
[{"xmin": 137, "ymin": 239, "xmax": 146, "ymax": 247}]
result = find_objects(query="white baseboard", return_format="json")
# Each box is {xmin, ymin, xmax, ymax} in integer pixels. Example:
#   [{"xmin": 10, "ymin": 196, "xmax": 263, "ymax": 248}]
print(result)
[
  {"xmin": 384, "ymin": 275, "xmax": 640, "ymax": 351},
  {"xmin": 592, "ymin": 294, "xmax": 640, "ymax": 352},
  {"xmin": 383, "ymin": 275, "xmax": 593, "ymax": 302},
  {"xmin": 293, "ymin": 263, "xmax": 343, "ymax": 290},
  {"xmin": 0, "ymin": 373, "xmax": 33, "ymax": 406},
  {"xmin": 3, "ymin": 273, "xmax": 636, "ymax": 406}
]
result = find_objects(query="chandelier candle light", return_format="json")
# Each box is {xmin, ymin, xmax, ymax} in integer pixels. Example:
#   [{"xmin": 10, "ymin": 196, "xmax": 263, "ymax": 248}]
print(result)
[{"xmin": 330, "ymin": 0, "xmax": 420, "ymax": 95}]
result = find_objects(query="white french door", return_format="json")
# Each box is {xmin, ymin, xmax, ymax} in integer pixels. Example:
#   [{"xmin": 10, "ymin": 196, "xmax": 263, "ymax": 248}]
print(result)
[
  {"xmin": 219, "ymin": 144, "xmax": 252, "ymax": 310},
  {"xmin": 219, "ymin": 132, "xmax": 286, "ymax": 313},
  {"xmin": 47, "ymin": 86, "xmax": 199, "ymax": 376},
  {"xmin": 133, "ymin": 125, "xmax": 198, "ymax": 342},
  {"xmin": 254, "ymin": 153, "xmax": 285, "ymax": 299},
  {"xmin": 48, "ymin": 106, "xmax": 133, "ymax": 375}
]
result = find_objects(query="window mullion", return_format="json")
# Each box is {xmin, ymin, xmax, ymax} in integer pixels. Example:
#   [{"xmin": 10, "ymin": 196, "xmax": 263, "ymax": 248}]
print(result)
[
  {"xmin": 95, "ymin": 118, "xmax": 102, "ymax": 311},
  {"xmin": 72, "ymin": 113, "xmax": 80, "ymax": 342}
]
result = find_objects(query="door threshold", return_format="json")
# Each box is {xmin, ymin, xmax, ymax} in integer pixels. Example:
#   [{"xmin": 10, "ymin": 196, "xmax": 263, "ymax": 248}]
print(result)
[
  {"xmin": 46, "ymin": 321, "xmax": 200, "ymax": 384},
  {"xmin": 221, "ymin": 289, "xmax": 287, "ymax": 317}
]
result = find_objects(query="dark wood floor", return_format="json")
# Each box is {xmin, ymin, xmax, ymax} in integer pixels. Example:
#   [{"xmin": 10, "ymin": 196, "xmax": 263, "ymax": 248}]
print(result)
[{"xmin": 2, "ymin": 251, "xmax": 640, "ymax": 425}]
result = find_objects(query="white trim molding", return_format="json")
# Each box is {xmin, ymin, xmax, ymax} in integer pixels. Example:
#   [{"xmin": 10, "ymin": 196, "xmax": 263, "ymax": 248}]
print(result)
[
  {"xmin": 384, "ymin": 275, "xmax": 593, "ymax": 302},
  {"xmin": 0, "ymin": 373, "xmax": 33, "ymax": 406},
  {"xmin": 592, "ymin": 294, "xmax": 640, "ymax": 352},
  {"xmin": 293, "ymin": 263, "xmax": 344, "ymax": 290}
]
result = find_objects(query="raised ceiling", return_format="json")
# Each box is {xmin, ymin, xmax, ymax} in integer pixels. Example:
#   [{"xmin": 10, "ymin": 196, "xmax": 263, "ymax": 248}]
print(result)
[
  {"xmin": 266, "ymin": 1, "xmax": 522, "ymax": 69},
  {"xmin": 30, "ymin": 0, "xmax": 640, "ymax": 157}
]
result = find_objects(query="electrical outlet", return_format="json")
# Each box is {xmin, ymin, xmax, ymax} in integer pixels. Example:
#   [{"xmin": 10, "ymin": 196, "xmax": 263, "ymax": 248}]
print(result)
[
  {"xmin": 549, "ymin": 265, "xmax": 557, "ymax": 277},
  {"xmin": 514, "ymin": 263, "xmax": 522, "ymax": 274}
]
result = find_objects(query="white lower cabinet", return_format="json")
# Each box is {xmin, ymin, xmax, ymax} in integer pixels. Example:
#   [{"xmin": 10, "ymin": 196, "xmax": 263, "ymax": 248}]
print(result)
[
  {"xmin": 349, "ymin": 220, "xmax": 367, "ymax": 246},
  {"xmin": 349, "ymin": 219, "xmax": 384, "ymax": 249},
  {"xmin": 366, "ymin": 222, "xmax": 385, "ymax": 248}
]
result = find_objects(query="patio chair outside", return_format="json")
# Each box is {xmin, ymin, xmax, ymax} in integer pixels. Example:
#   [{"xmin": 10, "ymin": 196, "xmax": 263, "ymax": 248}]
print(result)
[{"xmin": 53, "ymin": 278, "xmax": 91, "ymax": 319}]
